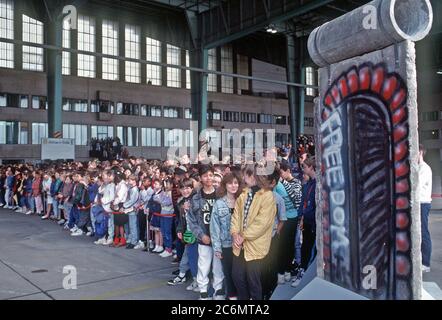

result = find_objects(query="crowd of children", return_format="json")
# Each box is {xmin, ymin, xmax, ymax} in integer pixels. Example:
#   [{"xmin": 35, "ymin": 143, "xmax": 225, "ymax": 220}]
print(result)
[{"xmin": 0, "ymin": 151, "xmax": 317, "ymax": 300}]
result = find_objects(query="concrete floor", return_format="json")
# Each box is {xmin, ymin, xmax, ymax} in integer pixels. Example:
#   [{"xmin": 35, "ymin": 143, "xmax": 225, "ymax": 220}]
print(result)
[
  {"xmin": 0, "ymin": 208, "xmax": 441, "ymax": 300},
  {"xmin": 0, "ymin": 208, "xmax": 197, "ymax": 300}
]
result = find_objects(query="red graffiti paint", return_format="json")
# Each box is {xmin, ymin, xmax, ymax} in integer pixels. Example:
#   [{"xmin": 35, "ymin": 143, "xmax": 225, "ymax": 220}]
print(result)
[
  {"xmin": 395, "ymin": 142, "xmax": 408, "ymax": 161},
  {"xmin": 395, "ymin": 162, "xmax": 409, "ymax": 178},
  {"xmin": 391, "ymin": 89, "xmax": 406, "ymax": 111},
  {"xmin": 382, "ymin": 76, "xmax": 398, "ymax": 101},
  {"xmin": 396, "ymin": 179, "xmax": 409, "ymax": 194},
  {"xmin": 338, "ymin": 77, "xmax": 349, "ymax": 97},
  {"xmin": 393, "ymin": 126, "xmax": 407, "ymax": 142},
  {"xmin": 396, "ymin": 233, "xmax": 410, "ymax": 252},
  {"xmin": 396, "ymin": 212, "xmax": 409, "ymax": 229},
  {"xmin": 359, "ymin": 67, "xmax": 371, "ymax": 90},
  {"xmin": 348, "ymin": 70, "xmax": 359, "ymax": 93},
  {"xmin": 396, "ymin": 197, "xmax": 409, "ymax": 210},
  {"xmin": 371, "ymin": 67, "xmax": 385, "ymax": 93}
]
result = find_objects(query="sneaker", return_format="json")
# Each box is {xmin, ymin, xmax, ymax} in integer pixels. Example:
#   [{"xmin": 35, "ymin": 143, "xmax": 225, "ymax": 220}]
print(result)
[
  {"xmin": 63, "ymin": 223, "xmax": 70, "ymax": 230},
  {"xmin": 70, "ymin": 226, "xmax": 78, "ymax": 233},
  {"xmin": 15, "ymin": 208, "xmax": 23, "ymax": 213},
  {"xmin": 134, "ymin": 241, "xmax": 145, "ymax": 250},
  {"xmin": 213, "ymin": 289, "xmax": 226, "ymax": 300},
  {"xmin": 172, "ymin": 269, "xmax": 180, "ymax": 276},
  {"xmin": 103, "ymin": 238, "xmax": 114, "ymax": 246},
  {"xmin": 291, "ymin": 269, "xmax": 305, "ymax": 288},
  {"xmin": 277, "ymin": 273, "xmax": 285, "ymax": 285},
  {"xmin": 154, "ymin": 246, "xmax": 164, "ymax": 253},
  {"xmin": 199, "ymin": 292, "xmax": 212, "ymax": 301},
  {"xmin": 94, "ymin": 237, "xmax": 106, "ymax": 245},
  {"xmin": 86, "ymin": 231, "xmax": 94, "ymax": 237},
  {"xmin": 167, "ymin": 276, "xmax": 186, "ymax": 286},
  {"xmin": 25, "ymin": 210, "xmax": 33, "ymax": 215},
  {"xmin": 171, "ymin": 256, "xmax": 180, "ymax": 265},
  {"xmin": 41, "ymin": 215, "xmax": 50, "ymax": 220},
  {"xmin": 58, "ymin": 219, "xmax": 66, "ymax": 225},
  {"xmin": 284, "ymin": 272, "xmax": 292, "ymax": 282},
  {"xmin": 160, "ymin": 250, "xmax": 173, "ymax": 258},
  {"xmin": 126, "ymin": 244, "xmax": 135, "ymax": 249},
  {"xmin": 71, "ymin": 229, "xmax": 84, "ymax": 237},
  {"xmin": 228, "ymin": 297, "xmax": 238, "ymax": 300},
  {"xmin": 186, "ymin": 280, "xmax": 198, "ymax": 291},
  {"xmin": 422, "ymin": 265, "xmax": 431, "ymax": 273},
  {"xmin": 0, "ymin": 203, "xmax": 4, "ymax": 207}
]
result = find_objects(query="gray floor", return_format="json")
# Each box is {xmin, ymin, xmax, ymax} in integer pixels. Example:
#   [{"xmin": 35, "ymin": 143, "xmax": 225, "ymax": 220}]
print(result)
[
  {"xmin": 1, "ymin": 208, "xmax": 441, "ymax": 300},
  {"xmin": 0, "ymin": 208, "xmax": 197, "ymax": 300}
]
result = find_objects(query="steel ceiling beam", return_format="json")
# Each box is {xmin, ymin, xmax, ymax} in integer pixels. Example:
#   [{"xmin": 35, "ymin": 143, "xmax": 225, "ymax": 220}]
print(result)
[{"xmin": 201, "ymin": 0, "xmax": 335, "ymax": 49}]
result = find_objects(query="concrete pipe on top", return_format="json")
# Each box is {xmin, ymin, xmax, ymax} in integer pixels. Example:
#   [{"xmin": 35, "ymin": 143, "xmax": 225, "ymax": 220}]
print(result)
[{"xmin": 307, "ymin": 0, "xmax": 434, "ymax": 67}]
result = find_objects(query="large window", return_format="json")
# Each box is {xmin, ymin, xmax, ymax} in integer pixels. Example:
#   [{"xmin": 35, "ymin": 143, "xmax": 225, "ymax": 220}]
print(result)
[
  {"xmin": 184, "ymin": 108, "xmax": 192, "ymax": 120},
  {"xmin": 62, "ymin": 19, "xmax": 71, "ymax": 75},
  {"xmin": 63, "ymin": 124, "xmax": 88, "ymax": 145},
  {"xmin": 141, "ymin": 128, "xmax": 162, "ymax": 147},
  {"xmin": 274, "ymin": 115, "xmax": 287, "ymax": 125},
  {"xmin": 62, "ymin": 98, "xmax": 88, "ymax": 112},
  {"xmin": 221, "ymin": 46, "xmax": 233, "ymax": 93},
  {"xmin": 237, "ymin": 54, "xmax": 249, "ymax": 94},
  {"xmin": 164, "ymin": 129, "xmax": 184, "ymax": 147},
  {"xmin": 32, "ymin": 96, "xmax": 47, "ymax": 110},
  {"xmin": 207, "ymin": 48, "xmax": 217, "ymax": 92},
  {"xmin": 167, "ymin": 44, "xmax": 181, "ymax": 88},
  {"xmin": 209, "ymin": 109, "xmax": 222, "ymax": 121},
  {"xmin": 304, "ymin": 117, "xmax": 314, "ymax": 128},
  {"xmin": 0, "ymin": 0, "xmax": 14, "ymax": 68},
  {"xmin": 146, "ymin": 37, "xmax": 162, "ymax": 85},
  {"xmin": 223, "ymin": 111, "xmax": 240, "ymax": 122},
  {"xmin": 258, "ymin": 114, "xmax": 273, "ymax": 124},
  {"xmin": 185, "ymin": 50, "xmax": 191, "ymax": 89},
  {"xmin": 91, "ymin": 100, "xmax": 114, "ymax": 113},
  {"xmin": 125, "ymin": 24, "xmax": 140, "ymax": 83},
  {"xmin": 102, "ymin": 20, "xmax": 119, "ymax": 81},
  {"xmin": 241, "ymin": 112, "xmax": 256, "ymax": 123},
  {"xmin": 116, "ymin": 102, "xmax": 139, "ymax": 116},
  {"xmin": 0, "ymin": 121, "xmax": 28, "ymax": 144},
  {"xmin": 164, "ymin": 107, "xmax": 180, "ymax": 118},
  {"xmin": 22, "ymin": 15, "xmax": 44, "ymax": 71},
  {"xmin": 78, "ymin": 15, "xmax": 96, "ymax": 78},
  {"xmin": 422, "ymin": 111, "xmax": 439, "ymax": 122},
  {"xmin": 141, "ymin": 105, "xmax": 162, "ymax": 117},
  {"xmin": 32, "ymin": 123, "xmax": 48, "ymax": 144},
  {"xmin": 117, "ymin": 126, "xmax": 138, "ymax": 147},
  {"xmin": 91, "ymin": 125, "xmax": 114, "ymax": 140},
  {"xmin": 0, "ymin": 93, "xmax": 28, "ymax": 108},
  {"xmin": 306, "ymin": 67, "xmax": 316, "ymax": 96}
]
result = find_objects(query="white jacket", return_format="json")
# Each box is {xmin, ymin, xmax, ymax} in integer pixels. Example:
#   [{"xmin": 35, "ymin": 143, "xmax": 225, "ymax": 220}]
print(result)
[
  {"xmin": 114, "ymin": 181, "xmax": 128, "ymax": 207},
  {"xmin": 99, "ymin": 183, "xmax": 115, "ymax": 212},
  {"xmin": 418, "ymin": 161, "xmax": 432, "ymax": 203}
]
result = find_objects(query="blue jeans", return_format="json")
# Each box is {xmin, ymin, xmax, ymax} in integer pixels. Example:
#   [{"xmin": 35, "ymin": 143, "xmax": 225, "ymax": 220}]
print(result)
[
  {"xmin": 128, "ymin": 213, "xmax": 139, "ymax": 245},
  {"xmin": 107, "ymin": 213, "xmax": 114, "ymax": 239},
  {"xmin": 160, "ymin": 216, "xmax": 173, "ymax": 250},
  {"xmin": 68, "ymin": 205, "xmax": 79, "ymax": 229},
  {"xmin": 179, "ymin": 243, "xmax": 198, "ymax": 278},
  {"xmin": 28, "ymin": 195, "xmax": 34, "ymax": 211},
  {"xmin": 52, "ymin": 199, "xmax": 60, "ymax": 219},
  {"xmin": 421, "ymin": 203, "xmax": 432, "ymax": 267}
]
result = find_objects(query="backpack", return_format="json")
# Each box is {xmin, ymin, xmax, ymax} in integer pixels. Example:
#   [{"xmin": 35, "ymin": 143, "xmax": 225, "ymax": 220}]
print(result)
[
  {"xmin": 92, "ymin": 205, "xmax": 108, "ymax": 238},
  {"xmin": 147, "ymin": 192, "xmax": 162, "ymax": 218}
]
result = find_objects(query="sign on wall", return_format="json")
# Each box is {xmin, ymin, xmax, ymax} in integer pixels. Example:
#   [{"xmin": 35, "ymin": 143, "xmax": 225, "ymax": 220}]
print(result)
[{"xmin": 41, "ymin": 138, "xmax": 75, "ymax": 161}]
